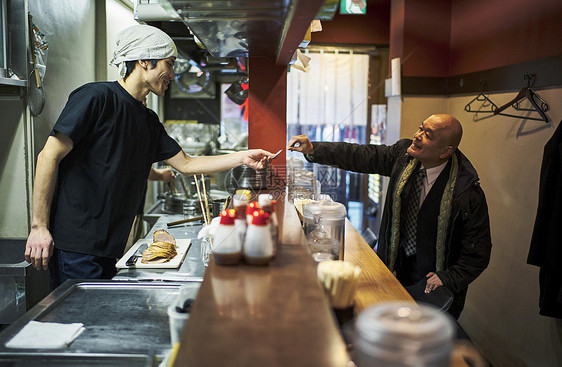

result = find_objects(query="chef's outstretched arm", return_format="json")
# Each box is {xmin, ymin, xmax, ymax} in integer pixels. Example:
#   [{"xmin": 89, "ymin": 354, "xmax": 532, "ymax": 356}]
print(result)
[
  {"xmin": 166, "ymin": 149, "xmax": 274, "ymax": 176},
  {"xmin": 26, "ymin": 132, "xmax": 73, "ymax": 270}
]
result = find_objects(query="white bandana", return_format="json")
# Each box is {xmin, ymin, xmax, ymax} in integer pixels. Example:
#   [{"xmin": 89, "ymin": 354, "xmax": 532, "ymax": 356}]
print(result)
[{"xmin": 110, "ymin": 24, "xmax": 177, "ymax": 77}]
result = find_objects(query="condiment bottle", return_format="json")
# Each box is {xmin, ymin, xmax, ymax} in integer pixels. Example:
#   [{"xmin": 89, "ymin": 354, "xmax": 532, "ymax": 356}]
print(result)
[
  {"xmin": 246, "ymin": 201, "xmax": 260, "ymax": 224},
  {"xmin": 258, "ymin": 194, "xmax": 278, "ymax": 252},
  {"xmin": 232, "ymin": 194, "xmax": 249, "ymax": 243},
  {"xmin": 212, "ymin": 209, "xmax": 241, "ymax": 266},
  {"xmin": 243, "ymin": 209, "xmax": 274, "ymax": 266}
]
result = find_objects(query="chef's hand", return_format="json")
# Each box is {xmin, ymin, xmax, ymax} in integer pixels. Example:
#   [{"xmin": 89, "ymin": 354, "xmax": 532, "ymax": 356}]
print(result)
[
  {"xmin": 425, "ymin": 272, "xmax": 443, "ymax": 293},
  {"xmin": 241, "ymin": 149, "xmax": 275, "ymax": 170},
  {"xmin": 288, "ymin": 135, "xmax": 314, "ymax": 154},
  {"xmin": 160, "ymin": 168, "xmax": 175, "ymax": 183},
  {"xmin": 152, "ymin": 167, "xmax": 175, "ymax": 183},
  {"xmin": 25, "ymin": 226, "xmax": 54, "ymax": 271}
]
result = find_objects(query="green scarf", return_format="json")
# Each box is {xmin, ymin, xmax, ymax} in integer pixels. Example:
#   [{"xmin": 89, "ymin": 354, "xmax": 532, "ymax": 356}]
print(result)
[{"xmin": 388, "ymin": 154, "xmax": 458, "ymax": 272}]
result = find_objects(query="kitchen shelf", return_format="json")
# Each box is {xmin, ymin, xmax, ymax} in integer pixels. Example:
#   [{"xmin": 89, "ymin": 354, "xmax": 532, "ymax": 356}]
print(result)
[{"xmin": 0, "ymin": 76, "xmax": 26, "ymax": 87}]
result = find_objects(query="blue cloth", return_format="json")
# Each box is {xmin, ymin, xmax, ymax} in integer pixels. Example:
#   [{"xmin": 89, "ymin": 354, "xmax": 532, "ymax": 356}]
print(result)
[{"xmin": 49, "ymin": 248, "xmax": 117, "ymax": 289}]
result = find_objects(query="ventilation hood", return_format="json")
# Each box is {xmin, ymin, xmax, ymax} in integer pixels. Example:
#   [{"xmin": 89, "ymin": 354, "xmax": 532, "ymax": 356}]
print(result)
[{"xmin": 135, "ymin": 0, "xmax": 337, "ymax": 64}]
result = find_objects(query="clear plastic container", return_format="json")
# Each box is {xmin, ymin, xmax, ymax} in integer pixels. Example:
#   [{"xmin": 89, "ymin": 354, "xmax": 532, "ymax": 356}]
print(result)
[{"xmin": 303, "ymin": 200, "xmax": 347, "ymax": 261}]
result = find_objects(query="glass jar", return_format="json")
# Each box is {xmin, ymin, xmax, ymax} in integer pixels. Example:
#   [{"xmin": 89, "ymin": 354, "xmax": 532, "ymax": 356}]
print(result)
[{"xmin": 303, "ymin": 200, "xmax": 347, "ymax": 261}]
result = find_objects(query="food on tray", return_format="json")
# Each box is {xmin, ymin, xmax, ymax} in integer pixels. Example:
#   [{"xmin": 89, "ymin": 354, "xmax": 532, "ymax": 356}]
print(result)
[
  {"xmin": 141, "ymin": 241, "xmax": 178, "ymax": 264},
  {"xmin": 133, "ymin": 230, "xmax": 179, "ymax": 264},
  {"xmin": 153, "ymin": 229, "xmax": 176, "ymax": 245}
]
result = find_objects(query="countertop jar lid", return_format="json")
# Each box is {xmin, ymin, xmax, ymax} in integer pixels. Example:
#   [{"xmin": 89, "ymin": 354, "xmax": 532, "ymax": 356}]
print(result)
[
  {"xmin": 303, "ymin": 200, "xmax": 347, "ymax": 219},
  {"xmin": 355, "ymin": 302, "xmax": 455, "ymax": 351}
]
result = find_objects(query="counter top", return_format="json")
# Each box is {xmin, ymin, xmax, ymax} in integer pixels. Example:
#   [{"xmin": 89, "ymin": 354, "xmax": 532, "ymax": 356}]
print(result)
[
  {"xmin": 343, "ymin": 218, "xmax": 414, "ymax": 312},
  {"xmin": 172, "ymin": 196, "xmax": 413, "ymax": 367}
]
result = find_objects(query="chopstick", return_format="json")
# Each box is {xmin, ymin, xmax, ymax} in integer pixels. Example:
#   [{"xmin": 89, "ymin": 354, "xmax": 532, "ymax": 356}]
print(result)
[
  {"xmin": 200, "ymin": 174, "xmax": 211, "ymax": 223},
  {"xmin": 193, "ymin": 176, "xmax": 208, "ymax": 225},
  {"xmin": 222, "ymin": 195, "xmax": 231, "ymax": 212},
  {"xmin": 178, "ymin": 176, "xmax": 189, "ymax": 196},
  {"xmin": 167, "ymin": 216, "xmax": 204, "ymax": 227}
]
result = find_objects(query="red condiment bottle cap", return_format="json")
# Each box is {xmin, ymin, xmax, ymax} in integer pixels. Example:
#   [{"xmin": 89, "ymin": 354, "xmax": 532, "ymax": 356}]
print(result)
[
  {"xmin": 219, "ymin": 209, "xmax": 236, "ymax": 225},
  {"xmin": 251, "ymin": 209, "xmax": 270, "ymax": 226},
  {"xmin": 246, "ymin": 201, "xmax": 260, "ymax": 216}
]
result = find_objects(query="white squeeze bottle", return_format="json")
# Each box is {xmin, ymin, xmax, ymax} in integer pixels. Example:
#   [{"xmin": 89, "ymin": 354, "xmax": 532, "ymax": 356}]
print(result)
[
  {"xmin": 243, "ymin": 209, "xmax": 274, "ymax": 266},
  {"xmin": 212, "ymin": 209, "xmax": 242, "ymax": 266},
  {"xmin": 232, "ymin": 194, "xmax": 249, "ymax": 244},
  {"xmin": 258, "ymin": 194, "xmax": 278, "ymax": 245}
]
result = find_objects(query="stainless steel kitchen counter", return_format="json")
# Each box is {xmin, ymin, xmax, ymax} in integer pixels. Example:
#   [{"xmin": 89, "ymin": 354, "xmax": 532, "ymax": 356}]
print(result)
[
  {"xmin": 0, "ymin": 280, "xmax": 201, "ymax": 366},
  {"xmin": 0, "ymin": 210, "xmax": 205, "ymax": 366}
]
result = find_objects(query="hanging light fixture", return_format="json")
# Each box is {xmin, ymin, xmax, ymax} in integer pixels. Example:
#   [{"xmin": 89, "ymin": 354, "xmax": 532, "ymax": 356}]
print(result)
[{"xmin": 225, "ymin": 57, "xmax": 248, "ymax": 105}]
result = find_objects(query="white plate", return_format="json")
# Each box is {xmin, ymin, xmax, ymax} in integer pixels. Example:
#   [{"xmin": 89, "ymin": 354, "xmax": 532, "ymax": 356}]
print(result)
[{"xmin": 116, "ymin": 239, "xmax": 191, "ymax": 269}]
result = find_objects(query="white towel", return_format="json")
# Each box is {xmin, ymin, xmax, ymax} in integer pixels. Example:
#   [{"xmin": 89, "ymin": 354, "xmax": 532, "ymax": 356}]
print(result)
[{"xmin": 5, "ymin": 321, "xmax": 85, "ymax": 349}]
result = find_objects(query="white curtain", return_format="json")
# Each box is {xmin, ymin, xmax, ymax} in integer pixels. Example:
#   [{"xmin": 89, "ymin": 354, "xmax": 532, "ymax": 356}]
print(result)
[{"xmin": 287, "ymin": 51, "xmax": 369, "ymax": 141}]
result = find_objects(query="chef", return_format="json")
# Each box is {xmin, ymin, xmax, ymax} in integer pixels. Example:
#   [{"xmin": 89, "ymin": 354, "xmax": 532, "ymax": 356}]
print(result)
[{"xmin": 25, "ymin": 24, "xmax": 273, "ymax": 288}]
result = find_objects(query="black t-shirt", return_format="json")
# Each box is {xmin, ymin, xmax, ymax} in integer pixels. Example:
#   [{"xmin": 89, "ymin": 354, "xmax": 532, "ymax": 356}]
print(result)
[{"xmin": 50, "ymin": 81, "xmax": 181, "ymax": 258}]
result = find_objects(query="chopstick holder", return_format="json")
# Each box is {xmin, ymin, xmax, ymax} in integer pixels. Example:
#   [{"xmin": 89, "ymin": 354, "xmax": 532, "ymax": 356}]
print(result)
[{"xmin": 317, "ymin": 260, "xmax": 362, "ymax": 309}]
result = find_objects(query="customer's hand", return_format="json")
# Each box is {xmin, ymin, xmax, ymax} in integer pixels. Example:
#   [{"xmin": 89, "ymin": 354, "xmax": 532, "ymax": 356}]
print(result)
[
  {"xmin": 425, "ymin": 272, "xmax": 443, "ymax": 293},
  {"xmin": 288, "ymin": 135, "xmax": 314, "ymax": 155}
]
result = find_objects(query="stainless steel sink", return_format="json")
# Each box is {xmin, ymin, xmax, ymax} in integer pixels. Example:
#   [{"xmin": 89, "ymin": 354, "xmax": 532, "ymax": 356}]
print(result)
[{"xmin": 0, "ymin": 239, "xmax": 50, "ymax": 325}]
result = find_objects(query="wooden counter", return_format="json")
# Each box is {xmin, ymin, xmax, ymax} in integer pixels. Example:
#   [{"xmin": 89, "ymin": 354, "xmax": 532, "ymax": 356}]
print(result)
[
  {"xmin": 172, "ymin": 196, "xmax": 413, "ymax": 367},
  {"xmin": 343, "ymin": 218, "xmax": 414, "ymax": 312}
]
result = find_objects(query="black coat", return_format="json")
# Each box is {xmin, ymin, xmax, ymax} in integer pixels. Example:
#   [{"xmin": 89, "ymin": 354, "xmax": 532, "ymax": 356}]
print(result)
[
  {"xmin": 308, "ymin": 139, "xmax": 492, "ymax": 317},
  {"xmin": 528, "ymin": 121, "xmax": 562, "ymax": 318}
]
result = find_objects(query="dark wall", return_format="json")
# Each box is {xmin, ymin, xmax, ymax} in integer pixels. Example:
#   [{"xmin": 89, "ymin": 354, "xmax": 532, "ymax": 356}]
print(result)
[{"xmin": 311, "ymin": 0, "xmax": 390, "ymax": 45}]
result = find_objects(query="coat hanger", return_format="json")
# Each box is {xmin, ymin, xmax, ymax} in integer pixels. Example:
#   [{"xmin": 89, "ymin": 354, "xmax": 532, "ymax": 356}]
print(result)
[
  {"xmin": 464, "ymin": 81, "xmax": 499, "ymax": 121},
  {"xmin": 465, "ymin": 81, "xmax": 498, "ymax": 113},
  {"xmin": 493, "ymin": 74, "xmax": 549, "ymax": 123}
]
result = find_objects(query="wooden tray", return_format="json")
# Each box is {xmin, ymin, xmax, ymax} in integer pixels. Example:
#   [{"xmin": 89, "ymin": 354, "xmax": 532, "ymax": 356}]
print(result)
[{"xmin": 116, "ymin": 239, "xmax": 191, "ymax": 269}]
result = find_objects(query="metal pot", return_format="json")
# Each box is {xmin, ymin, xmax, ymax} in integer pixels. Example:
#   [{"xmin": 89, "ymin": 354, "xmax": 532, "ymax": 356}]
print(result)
[
  {"xmin": 163, "ymin": 192, "xmax": 200, "ymax": 214},
  {"xmin": 230, "ymin": 165, "xmax": 270, "ymax": 189}
]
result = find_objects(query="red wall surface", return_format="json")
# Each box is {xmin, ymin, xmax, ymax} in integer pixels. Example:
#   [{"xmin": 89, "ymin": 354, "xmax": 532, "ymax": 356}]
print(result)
[
  {"xmin": 404, "ymin": 0, "xmax": 451, "ymax": 77},
  {"xmin": 390, "ymin": 0, "xmax": 562, "ymax": 77},
  {"xmin": 248, "ymin": 57, "xmax": 287, "ymax": 177},
  {"xmin": 449, "ymin": 0, "xmax": 562, "ymax": 75}
]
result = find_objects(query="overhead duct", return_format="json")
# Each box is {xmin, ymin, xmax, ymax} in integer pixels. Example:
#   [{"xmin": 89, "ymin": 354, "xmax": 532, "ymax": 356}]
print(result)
[
  {"xmin": 134, "ymin": 0, "xmax": 337, "ymax": 62},
  {"xmin": 134, "ymin": 0, "xmax": 181, "ymax": 21}
]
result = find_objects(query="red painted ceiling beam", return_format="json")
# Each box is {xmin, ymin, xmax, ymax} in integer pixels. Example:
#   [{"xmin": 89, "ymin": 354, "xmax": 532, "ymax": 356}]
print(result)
[{"xmin": 276, "ymin": 0, "xmax": 326, "ymax": 65}]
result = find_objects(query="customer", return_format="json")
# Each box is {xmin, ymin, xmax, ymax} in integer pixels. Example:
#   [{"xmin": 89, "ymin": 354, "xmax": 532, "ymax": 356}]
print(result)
[
  {"xmin": 25, "ymin": 24, "xmax": 273, "ymax": 288},
  {"xmin": 288, "ymin": 114, "xmax": 492, "ymax": 318}
]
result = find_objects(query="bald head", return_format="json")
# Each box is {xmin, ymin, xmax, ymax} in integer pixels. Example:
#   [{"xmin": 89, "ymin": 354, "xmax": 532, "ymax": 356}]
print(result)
[
  {"xmin": 432, "ymin": 114, "xmax": 463, "ymax": 149},
  {"xmin": 407, "ymin": 114, "xmax": 463, "ymax": 167}
]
